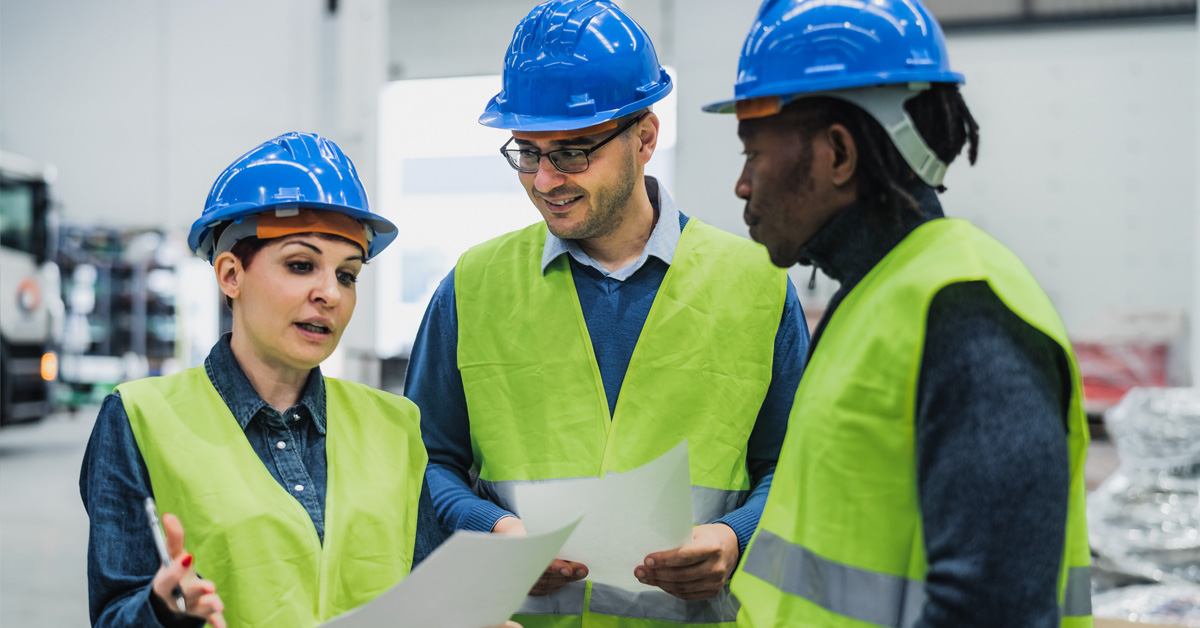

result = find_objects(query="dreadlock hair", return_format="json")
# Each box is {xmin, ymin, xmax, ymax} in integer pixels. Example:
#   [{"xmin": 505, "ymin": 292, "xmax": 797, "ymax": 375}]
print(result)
[{"xmin": 785, "ymin": 83, "xmax": 979, "ymax": 222}]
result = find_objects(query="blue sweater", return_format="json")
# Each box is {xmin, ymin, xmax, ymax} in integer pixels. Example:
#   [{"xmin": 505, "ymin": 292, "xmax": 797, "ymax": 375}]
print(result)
[{"xmin": 406, "ymin": 182, "xmax": 808, "ymax": 551}]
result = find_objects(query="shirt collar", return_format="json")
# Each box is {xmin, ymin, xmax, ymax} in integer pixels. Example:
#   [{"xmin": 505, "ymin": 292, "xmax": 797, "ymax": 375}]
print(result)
[
  {"xmin": 203, "ymin": 333, "xmax": 327, "ymax": 434},
  {"xmin": 540, "ymin": 176, "xmax": 681, "ymax": 280}
]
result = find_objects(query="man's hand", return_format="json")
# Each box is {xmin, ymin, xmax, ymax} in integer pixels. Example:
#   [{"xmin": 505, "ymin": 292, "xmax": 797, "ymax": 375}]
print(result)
[
  {"xmin": 492, "ymin": 516, "xmax": 589, "ymax": 597},
  {"xmin": 634, "ymin": 523, "xmax": 739, "ymax": 601}
]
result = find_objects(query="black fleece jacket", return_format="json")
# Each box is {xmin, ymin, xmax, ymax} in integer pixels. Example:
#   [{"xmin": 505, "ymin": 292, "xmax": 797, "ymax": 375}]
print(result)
[{"xmin": 798, "ymin": 183, "xmax": 1073, "ymax": 628}]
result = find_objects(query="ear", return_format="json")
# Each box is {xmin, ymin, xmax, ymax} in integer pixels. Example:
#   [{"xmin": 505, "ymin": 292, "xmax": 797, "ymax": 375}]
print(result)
[
  {"xmin": 633, "ymin": 112, "xmax": 660, "ymax": 165},
  {"xmin": 214, "ymin": 251, "xmax": 245, "ymax": 301},
  {"xmin": 825, "ymin": 123, "xmax": 858, "ymax": 188}
]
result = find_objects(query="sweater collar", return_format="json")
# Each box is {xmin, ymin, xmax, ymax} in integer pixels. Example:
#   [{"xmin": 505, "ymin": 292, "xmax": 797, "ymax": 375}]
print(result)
[{"xmin": 798, "ymin": 182, "xmax": 945, "ymax": 291}]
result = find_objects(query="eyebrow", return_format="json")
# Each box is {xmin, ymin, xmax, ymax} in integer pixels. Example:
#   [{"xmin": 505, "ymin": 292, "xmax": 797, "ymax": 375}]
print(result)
[
  {"xmin": 512, "ymin": 137, "xmax": 597, "ymax": 149},
  {"xmin": 281, "ymin": 239, "xmax": 365, "ymax": 263}
]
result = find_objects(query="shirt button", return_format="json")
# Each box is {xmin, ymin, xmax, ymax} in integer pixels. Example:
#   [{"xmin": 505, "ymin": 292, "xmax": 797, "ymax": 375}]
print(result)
[
  {"xmin": 292, "ymin": 414, "xmax": 300, "ymax": 421},
  {"xmin": 276, "ymin": 441, "xmax": 287, "ymax": 450},
  {"xmin": 294, "ymin": 484, "xmax": 305, "ymax": 492}
]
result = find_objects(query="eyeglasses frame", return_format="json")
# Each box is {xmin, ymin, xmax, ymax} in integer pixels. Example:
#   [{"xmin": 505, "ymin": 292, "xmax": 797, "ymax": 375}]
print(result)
[{"xmin": 499, "ymin": 113, "xmax": 648, "ymax": 174}]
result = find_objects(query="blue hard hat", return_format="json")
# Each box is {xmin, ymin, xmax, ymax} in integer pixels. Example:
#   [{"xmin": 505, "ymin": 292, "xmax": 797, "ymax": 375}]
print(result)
[
  {"xmin": 479, "ymin": 0, "xmax": 673, "ymax": 133},
  {"xmin": 703, "ymin": 0, "xmax": 963, "ymax": 114},
  {"xmin": 188, "ymin": 132, "xmax": 396, "ymax": 262}
]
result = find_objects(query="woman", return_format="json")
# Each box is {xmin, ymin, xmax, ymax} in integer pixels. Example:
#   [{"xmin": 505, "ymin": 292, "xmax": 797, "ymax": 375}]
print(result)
[{"xmin": 80, "ymin": 132, "xmax": 442, "ymax": 628}]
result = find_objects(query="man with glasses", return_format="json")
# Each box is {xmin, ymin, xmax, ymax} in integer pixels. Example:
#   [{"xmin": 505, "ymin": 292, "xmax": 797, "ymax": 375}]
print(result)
[{"xmin": 404, "ymin": 2, "xmax": 808, "ymax": 628}]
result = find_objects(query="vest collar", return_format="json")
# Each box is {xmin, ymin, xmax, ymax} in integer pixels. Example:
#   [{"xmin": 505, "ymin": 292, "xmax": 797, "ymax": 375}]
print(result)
[
  {"xmin": 204, "ymin": 333, "xmax": 327, "ymax": 434},
  {"xmin": 540, "ymin": 176, "xmax": 680, "ymax": 280}
]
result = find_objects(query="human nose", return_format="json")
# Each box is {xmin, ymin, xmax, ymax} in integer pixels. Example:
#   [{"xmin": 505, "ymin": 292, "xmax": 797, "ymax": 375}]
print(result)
[
  {"xmin": 311, "ymin": 269, "xmax": 341, "ymax": 307},
  {"xmin": 735, "ymin": 167, "xmax": 751, "ymax": 201},
  {"xmin": 532, "ymin": 154, "xmax": 568, "ymax": 192}
]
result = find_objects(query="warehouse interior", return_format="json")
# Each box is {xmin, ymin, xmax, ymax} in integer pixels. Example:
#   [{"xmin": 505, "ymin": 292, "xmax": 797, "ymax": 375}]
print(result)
[{"xmin": 1, "ymin": 0, "xmax": 1197, "ymax": 626}]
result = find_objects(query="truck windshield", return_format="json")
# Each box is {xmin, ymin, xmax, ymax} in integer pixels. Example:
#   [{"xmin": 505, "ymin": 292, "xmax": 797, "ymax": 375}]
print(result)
[{"xmin": 0, "ymin": 179, "xmax": 46, "ymax": 257}]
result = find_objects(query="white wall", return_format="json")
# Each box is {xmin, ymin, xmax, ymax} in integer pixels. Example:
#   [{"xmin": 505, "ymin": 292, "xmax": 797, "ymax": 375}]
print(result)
[
  {"xmin": 674, "ymin": 8, "xmax": 1197, "ymax": 340},
  {"xmin": 4, "ymin": 1, "xmax": 1197, "ymax": 374},
  {"xmin": 0, "ymin": 0, "xmax": 331, "ymax": 229},
  {"xmin": 0, "ymin": 0, "xmax": 389, "ymax": 362},
  {"xmin": 1195, "ymin": 16, "xmax": 1200, "ymax": 384}
]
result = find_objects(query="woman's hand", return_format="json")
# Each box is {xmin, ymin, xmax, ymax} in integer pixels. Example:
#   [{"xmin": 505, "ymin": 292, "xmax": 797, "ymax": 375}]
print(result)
[{"xmin": 152, "ymin": 513, "xmax": 227, "ymax": 628}]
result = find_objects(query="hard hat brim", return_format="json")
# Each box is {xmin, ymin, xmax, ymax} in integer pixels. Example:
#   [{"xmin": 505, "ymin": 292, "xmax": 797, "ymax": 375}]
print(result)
[
  {"xmin": 189, "ymin": 202, "xmax": 397, "ymax": 262},
  {"xmin": 479, "ymin": 79, "xmax": 672, "ymax": 132},
  {"xmin": 703, "ymin": 71, "xmax": 964, "ymax": 115}
]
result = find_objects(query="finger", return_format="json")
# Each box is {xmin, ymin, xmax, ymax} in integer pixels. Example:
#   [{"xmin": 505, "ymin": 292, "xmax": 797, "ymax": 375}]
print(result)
[
  {"xmin": 182, "ymin": 576, "xmax": 216, "ymax": 608},
  {"xmin": 208, "ymin": 610, "xmax": 227, "ymax": 628},
  {"xmin": 547, "ymin": 558, "xmax": 587, "ymax": 579},
  {"xmin": 529, "ymin": 576, "xmax": 571, "ymax": 596},
  {"xmin": 505, "ymin": 622, "xmax": 523, "ymax": 628},
  {"xmin": 151, "ymin": 553, "xmax": 191, "ymax": 602},
  {"xmin": 561, "ymin": 560, "xmax": 588, "ymax": 579},
  {"xmin": 644, "ymin": 543, "xmax": 711, "ymax": 570},
  {"xmin": 190, "ymin": 592, "xmax": 225, "ymax": 619},
  {"xmin": 640, "ymin": 561, "xmax": 718, "ymax": 583},
  {"xmin": 162, "ymin": 513, "xmax": 187, "ymax": 559}
]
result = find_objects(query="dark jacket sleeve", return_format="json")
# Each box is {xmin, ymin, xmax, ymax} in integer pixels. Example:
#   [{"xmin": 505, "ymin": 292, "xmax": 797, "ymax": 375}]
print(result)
[
  {"xmin": 913, "ymin": 281, "xmax": 1071, "ymax": 628},
  {"xmin": 79, "ymin": 392, "xmax": 204, "ymax": 628}
]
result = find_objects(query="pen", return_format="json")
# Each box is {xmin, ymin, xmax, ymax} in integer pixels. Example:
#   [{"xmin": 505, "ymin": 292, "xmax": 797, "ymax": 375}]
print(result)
[{"xmin": 144, "ymin": 497, "xmax": 188, "ymax": 613}]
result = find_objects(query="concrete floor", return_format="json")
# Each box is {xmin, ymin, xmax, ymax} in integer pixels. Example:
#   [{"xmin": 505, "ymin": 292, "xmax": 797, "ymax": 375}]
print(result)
[
  {"xmin": 1, "ymin": 410, "xmax": 94, "ymax": 627},
  {"xmin": 0, "ymin": 410, "xmax": 1127, "ymax": 627}
]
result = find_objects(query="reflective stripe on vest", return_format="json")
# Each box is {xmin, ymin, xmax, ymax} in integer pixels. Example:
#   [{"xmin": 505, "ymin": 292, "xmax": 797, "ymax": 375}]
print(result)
[
  {"xmin": 121, "ymin": 367, "xmax": 426, "ymax": 628},
  {"xmin": 741, "ymin": 529, "xmax": 1093, "ymax": 626},
  {"xmin": 455, "ymin": 218, "xmax": 786, "ymax": 628},
  {"xmin": 732, "ymin": 219, "xmax": 1093, "ymax": 628},
  {"xmin": 476, "ymin": 478, "xmax": 749, "ymax": 526},
  {"xmin": 514, "ymin": 582, "xmax": 740, "ymax": 624}
]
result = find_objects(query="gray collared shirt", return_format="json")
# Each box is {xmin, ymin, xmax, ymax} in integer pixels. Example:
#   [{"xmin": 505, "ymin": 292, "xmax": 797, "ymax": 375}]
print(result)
[{"xmin": 540, "ymin": 176, "xmax": 680, "ymax": 282}]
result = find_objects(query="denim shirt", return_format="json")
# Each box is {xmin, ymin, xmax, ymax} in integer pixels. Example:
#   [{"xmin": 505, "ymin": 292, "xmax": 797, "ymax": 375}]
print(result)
[{"xmin": 80, "ymin": 334, "xmax": 443, "ymax": 628}]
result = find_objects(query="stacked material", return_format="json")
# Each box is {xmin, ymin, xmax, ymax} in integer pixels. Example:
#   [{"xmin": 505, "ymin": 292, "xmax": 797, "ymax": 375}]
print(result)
[{"xmin": 1088, "ymin": 388, "xmax": 1200, "ymax": 626}]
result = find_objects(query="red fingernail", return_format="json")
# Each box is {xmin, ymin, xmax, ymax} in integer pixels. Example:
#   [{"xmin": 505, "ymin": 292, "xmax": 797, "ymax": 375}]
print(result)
[{"xmin": 181, "ymin": 554, "xmax": 193, "ymax": 568}]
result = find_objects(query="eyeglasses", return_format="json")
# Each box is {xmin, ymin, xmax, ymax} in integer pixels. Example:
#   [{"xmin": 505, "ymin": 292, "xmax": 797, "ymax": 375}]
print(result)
[{"xmin": 500, "ymin": 114, "xmax": 646, "ymax": 174}]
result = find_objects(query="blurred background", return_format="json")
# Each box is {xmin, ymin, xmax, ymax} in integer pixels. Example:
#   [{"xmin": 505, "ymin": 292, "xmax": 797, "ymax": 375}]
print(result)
[{"xmin": 0, "ymin": 0, "xmax": 1197, "ymax": 625}]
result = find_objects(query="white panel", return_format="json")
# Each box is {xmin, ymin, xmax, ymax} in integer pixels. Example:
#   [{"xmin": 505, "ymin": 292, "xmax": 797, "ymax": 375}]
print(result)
[
  {"xmin": 375, "ymin": 71, "xmax": 678, "ymax": 358},
  {"xmin": 939, "ymin": 24, "xmax": 1196, "ymax": 332}
]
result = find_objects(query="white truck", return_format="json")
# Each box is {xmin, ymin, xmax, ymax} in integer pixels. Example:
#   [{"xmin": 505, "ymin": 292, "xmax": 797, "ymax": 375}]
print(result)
[{"xmin": 0, "ymin": 151, "xmax": 62, "ymax": 426}]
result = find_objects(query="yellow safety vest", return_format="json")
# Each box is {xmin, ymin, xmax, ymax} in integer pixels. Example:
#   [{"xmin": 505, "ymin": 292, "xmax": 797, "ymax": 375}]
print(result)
[
  {"xmin": 120, "ymin": 367, "xmax": 427, "ymax": 628},
  {"xmin": 731, "ymin": 218, "xmax": 1093, "ymax": 628},
  {"xmin": 455, "ymin": 219, "xmax": 787, "ymax": 628}
]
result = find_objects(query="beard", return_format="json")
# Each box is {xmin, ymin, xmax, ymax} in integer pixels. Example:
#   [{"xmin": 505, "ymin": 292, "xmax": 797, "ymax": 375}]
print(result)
[{"xmin": 545, "ymin": 149, "xmax": 638, "ymax": 241}]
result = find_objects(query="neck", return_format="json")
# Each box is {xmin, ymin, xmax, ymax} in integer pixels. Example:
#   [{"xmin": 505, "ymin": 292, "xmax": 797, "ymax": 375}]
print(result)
[
  {"xmin": 801, "ymin": 183, "xmax": 943, "ymax": 284},
  {"xmin": 576, "ymin": 176, "xmax": 657, "ymax": 272},
  {"xmin": 229, "ymin": 330, "xmax": 309, "ymax": 413}
]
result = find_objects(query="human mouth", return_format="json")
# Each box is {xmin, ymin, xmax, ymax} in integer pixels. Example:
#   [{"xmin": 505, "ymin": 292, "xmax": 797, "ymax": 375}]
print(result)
[
  {"xmin": 743, "ymin": 204, "xmax": 760, "ymax": 227},
  {"xmin": 295, "ymin": 320, "xmax": 333, "ymax": 340},
  {"xmin": 541, "ymin": 195, "xmax": 583, "ymax": 213}
]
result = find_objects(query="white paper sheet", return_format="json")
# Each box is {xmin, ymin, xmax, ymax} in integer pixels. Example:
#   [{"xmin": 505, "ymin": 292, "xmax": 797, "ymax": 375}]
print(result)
[
  {"xmin": 513, "ymin": 441, "xmax": 693, "ymax": 592},
  {"xmin": 322, "ymin": 519, "xmax": 579, "ymax": 628}
]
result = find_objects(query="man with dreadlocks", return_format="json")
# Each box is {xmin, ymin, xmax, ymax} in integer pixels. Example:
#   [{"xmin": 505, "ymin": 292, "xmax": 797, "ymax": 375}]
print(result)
[{"xmin": 704, "ymin": 2, "xmax": 1095, "ymax": 628}]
